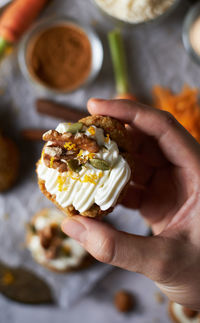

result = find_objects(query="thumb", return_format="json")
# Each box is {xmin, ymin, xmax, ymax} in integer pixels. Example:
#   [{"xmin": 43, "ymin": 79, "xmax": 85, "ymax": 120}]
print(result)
[{"xmin": 61, "ymin": 216, "xmax": 177, "ymax": 283}]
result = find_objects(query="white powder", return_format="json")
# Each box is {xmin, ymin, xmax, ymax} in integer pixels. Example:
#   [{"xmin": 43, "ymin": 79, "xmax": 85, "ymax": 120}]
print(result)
[{"xmin": 94, "ymin": 0, "xmax": 176, "ymax": 23}]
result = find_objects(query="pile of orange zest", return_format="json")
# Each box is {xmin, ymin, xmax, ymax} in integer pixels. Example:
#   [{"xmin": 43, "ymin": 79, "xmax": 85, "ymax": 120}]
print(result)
[
  {"xmin": 77, "ymin": 150, "xmax": 95, "ymax": 163},
  {"xmin": 77, "ymin": 149, "xmax": 83, "ymax": 157},
  {"xmin": 87, "ymin": 126, "xmax": 96, "ymax": 136},
  {"xmin": 86, "ymin": 152, "xmax": 95, "ymax": 160},
  {"xmin": 68, "ymin": 171, "xmax": 80, "ymax": 181},
  {"xmin": 68, "ymin": 171, "xmax": 103, "ymax": 185},
  {"xmin": 64, "ymin": 142, "xmax": 77, "ymax": 150},
  {"xmin": 57, "ymin": 175, "xmax": 68, "ymax": 192},
  {"xmin": 105, "ymin": 134, "xmax": 110, "ymax": 143},
  {"xmin": 2, "ymin": 271, "xmax": 14, "ymax": 285},
  {"xmin": 153, "ymin": 85, "xmax": 200, "ymax": 142},
  {"xmin": 82, "ymin": 172, "xmax": 103, "ymax": 185},
  {"xmin": 50, "ymin": 156, "xmax": 54, "ymax": 168}
]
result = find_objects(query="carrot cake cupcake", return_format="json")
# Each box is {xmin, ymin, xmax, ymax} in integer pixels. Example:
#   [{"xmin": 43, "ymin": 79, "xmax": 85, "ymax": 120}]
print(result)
[
  {"xmin": 0, "ymin": 133, "xmax": 19, "ymax": 192},
  {"xmin": 36, "ymin": 115, "xmax": 133, "ymax": 218},
  {"xmin": 168, "ymin": 301, "xmax": 200, "ymax": 323},
  {"xmin": 26, "ymin": 208, "xmax": 93, "ymax": 272}
]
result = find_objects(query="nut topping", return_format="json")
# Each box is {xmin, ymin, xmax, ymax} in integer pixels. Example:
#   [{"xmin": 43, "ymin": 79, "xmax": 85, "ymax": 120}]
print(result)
[
  {"xmin": 42, "ymin": 128, "xmax": 100, "ymax": 173},
  {"xmin": 43, "ymin": 130, "xmax": 99, "ymax": 153},
  {"xmin": 43, "ymin": 152, "xmax": 76, "ymax": 173},
  {"xmin": 44, "ymin": 146, "xmax": 62, "ymax": 157}
]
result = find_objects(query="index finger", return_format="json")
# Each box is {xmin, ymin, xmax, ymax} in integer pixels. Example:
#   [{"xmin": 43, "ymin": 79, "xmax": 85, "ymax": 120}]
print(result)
[{"xmin": 87, "ymin": 98, "xmax": 200, "ymax": 168}]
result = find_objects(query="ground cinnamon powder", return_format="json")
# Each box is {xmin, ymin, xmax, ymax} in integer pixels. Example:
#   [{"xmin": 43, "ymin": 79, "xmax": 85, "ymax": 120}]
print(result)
[{"xmin": 27, "ymin": 24, "xmax": 92, "ymax": 92}]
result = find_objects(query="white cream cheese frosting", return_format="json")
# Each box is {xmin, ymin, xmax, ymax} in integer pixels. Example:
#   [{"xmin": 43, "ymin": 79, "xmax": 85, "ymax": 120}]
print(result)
[
  {"xmin": 37, "ymin": 123, "xmax": 131, "ymax": 213},
  {"xmin": 94, "ymin": 0, "xmax": 175, "ymax": 23},
  {"xmin": 171, "ymin": 303, "xmax": 199, "ymax": 323},
  {"xmin": 28, "ymin": 208, "xmax": 87, "ymax": 270}
]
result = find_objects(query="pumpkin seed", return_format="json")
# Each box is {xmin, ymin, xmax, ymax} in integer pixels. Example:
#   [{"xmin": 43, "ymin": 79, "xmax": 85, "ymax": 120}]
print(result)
[
  {"xmin": 66, "ymin": 123, "xmax": 83, "ymax": 134},
  {"xmin": 89, "ymin": 158, "xmax": 110, "ymax": 170},
  {"xmin": 67, "ymin": 159, "xmax": 82, "ymax": 172}
]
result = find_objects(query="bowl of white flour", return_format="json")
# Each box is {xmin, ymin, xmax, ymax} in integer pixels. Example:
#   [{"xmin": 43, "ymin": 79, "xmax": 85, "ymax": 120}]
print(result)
[{"xmin": 93, "ymin": 0, "xmax": 180, "ymax": 25}]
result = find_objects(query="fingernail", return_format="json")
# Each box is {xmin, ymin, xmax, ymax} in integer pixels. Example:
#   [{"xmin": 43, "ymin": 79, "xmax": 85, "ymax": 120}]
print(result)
[
  {"xmin": 61, "ymin": 219, "xmax": 86, "ymax": 243},
  {"xmin": 88, "ymin": 98, "xmax": 106, "ymax": 106}
]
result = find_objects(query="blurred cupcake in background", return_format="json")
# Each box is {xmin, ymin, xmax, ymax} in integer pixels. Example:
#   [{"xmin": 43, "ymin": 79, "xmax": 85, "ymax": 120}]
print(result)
[{"xmin": 26, "ymin": 208, "xmax": 94, "ymax": 273}]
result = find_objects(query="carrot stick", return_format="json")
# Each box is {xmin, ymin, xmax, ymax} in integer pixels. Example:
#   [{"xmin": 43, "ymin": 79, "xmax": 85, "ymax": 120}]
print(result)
[
  {"xmin": 0, "ymin": 0, "xmax": 49, "ymax": 56},
  {"xmin": 108, "ymin": 29, "xmax": 136, "ymax": 101}
]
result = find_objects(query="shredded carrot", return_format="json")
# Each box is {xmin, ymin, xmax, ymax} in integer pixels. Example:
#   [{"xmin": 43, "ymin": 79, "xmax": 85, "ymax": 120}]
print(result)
[{"xmin": 153, "ymin": 85, "xmax": 200, "ymax": 142}]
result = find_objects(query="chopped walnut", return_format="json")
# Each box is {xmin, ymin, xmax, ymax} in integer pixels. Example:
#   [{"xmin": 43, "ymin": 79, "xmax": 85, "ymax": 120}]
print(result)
[
  {"xmin": 43, "ymin": 154, "xmax": 68, "ymax": 173},
  {"xmin": 42, "ymin": 129, "xmax": 99, "ymax": 173},
  {"xmin": 43, "ymin": 130, "xmax": 99, "ymax": 153},
  {"xmin": 44, "ymin": 146, "xmax": 62, "ymax": 157}
]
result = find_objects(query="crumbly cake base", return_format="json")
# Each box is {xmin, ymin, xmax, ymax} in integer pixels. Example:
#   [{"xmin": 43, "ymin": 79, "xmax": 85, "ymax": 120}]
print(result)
[
  {"xmin": 26, "ymin": 210, "xmax": 95, "ymax": 273},
  {"xmin": 79, "ymin": 115, "xmax": 131, "ymax": 151}
]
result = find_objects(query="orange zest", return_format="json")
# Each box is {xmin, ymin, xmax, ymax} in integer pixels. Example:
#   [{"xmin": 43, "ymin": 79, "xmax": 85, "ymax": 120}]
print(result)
[
  {"xmin": 82, "ymin": 172, "xmax": 103, "ymax": 185},
  {"xmin": 68, "ymin": 171, "xmax": 103, "ymax": 186},
  {"xmin": 64, "ymin": 142, "xmax": 77, "ymax": 150},
  {"xmin": 105, "ymin": 134, "xmax": 110, "ymax": 143},
  {"xmin": 77, "ymin": 150, "xmax": 95, "ymax": 163},
  {"xmin": 50, "ymin": 156, "xmax": 54, "ymax": 168},
  {"xmin": 87, "ymin": 126, "xmax": 96, "ymax": 136},
  {"xmin": 57, "ymin": 175, "xmax": 68, "ymax": 192}
]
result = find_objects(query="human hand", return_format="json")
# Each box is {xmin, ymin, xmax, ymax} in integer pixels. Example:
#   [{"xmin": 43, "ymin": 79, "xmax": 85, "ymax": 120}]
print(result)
[{"xmin": 62, "ymin": 99, "xmax": 200, "ymax": 310}]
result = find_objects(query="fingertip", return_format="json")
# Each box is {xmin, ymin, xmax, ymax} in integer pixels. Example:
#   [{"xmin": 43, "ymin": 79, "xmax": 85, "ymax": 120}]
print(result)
[
  {"xmin": 87, "ymin": 98, "xmax": 107, "ymax": 114},
  {"xmin": 61, "ymin": 216, "xmax": 87, "ymax": 243}
]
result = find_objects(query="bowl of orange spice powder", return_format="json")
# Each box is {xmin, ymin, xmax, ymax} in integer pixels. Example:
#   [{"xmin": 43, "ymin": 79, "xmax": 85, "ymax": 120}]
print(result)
[{"xmin": 18, "ymin": 16, "xmax": 103, "ymax": 96}]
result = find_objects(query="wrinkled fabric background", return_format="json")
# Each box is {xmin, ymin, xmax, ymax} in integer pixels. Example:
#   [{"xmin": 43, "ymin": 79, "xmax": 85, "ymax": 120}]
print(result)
[{"xmin": 0, "ymin": 0, "xmax": 198, "ymax": 322}]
